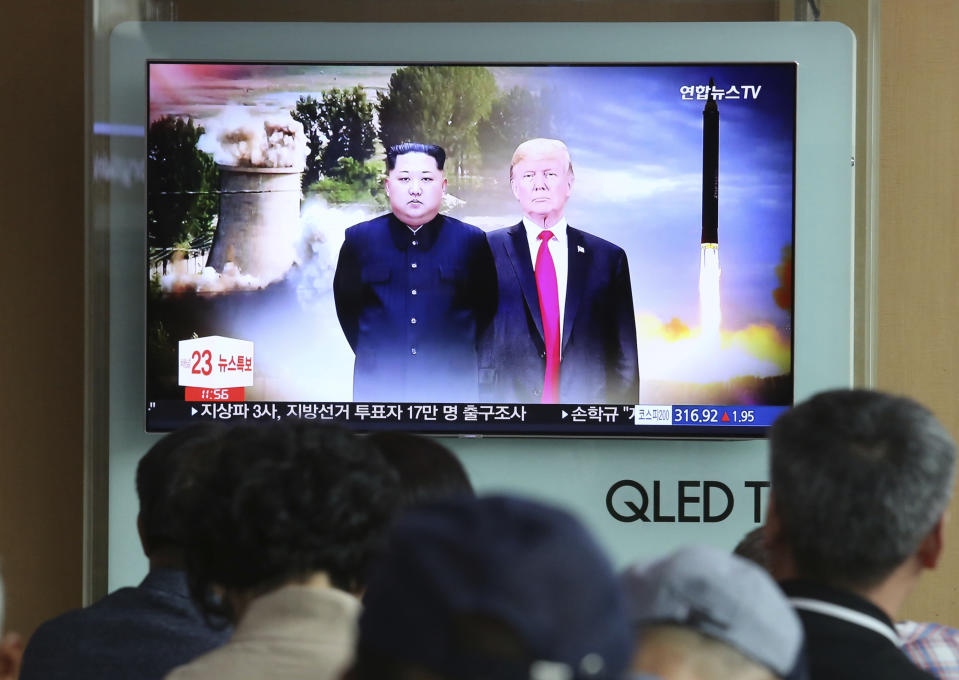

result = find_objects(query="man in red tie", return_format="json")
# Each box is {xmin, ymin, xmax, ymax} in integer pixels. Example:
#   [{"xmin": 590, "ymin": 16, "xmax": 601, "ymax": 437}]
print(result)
[{"xmin": 481, "ymin": 138, "xmax": 639, "ymax": 404}]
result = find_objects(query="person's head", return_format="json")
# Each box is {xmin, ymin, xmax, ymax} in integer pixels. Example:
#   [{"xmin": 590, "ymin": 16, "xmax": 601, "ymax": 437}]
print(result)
[
  {"xmin": 176, "ymin": 421, "xmax": 400, "ymax": 621},
  {"xmin": 622, "ymin": 546, "xmax": 805, "ymax": 680},
  {"xmin": 0, "ymin": 570, "xmax": 23, "ymax": 680},
  {"xmin": 354, "ymin": 495, "xmax": 633, "ymax": 680},
  {"xmin": 384, "ymin": 143, "xmax": 447, "ymax": 228},
  {"xmin": 767, "ymin": 389, "xmax": 956, "ymax": 592},
  {"xmin": 733, "ymin": 526, "xmax": 769, "ymax": 571},
  {"xmin": 366, "ymin": 432, "xmax": 474, "ymax": 511},
  {"xmin": 509, "ymin": 138, "xmax": 574, "ymax": 228},
  {"xmin": 136, "ymin": 423, "xmax": 226, "ymax": 566}
]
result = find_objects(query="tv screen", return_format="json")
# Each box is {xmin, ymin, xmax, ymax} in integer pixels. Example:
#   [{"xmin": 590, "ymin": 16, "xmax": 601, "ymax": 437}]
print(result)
[{"xmin": 146, "ymin": 60, "xmax": 796, "ymax": 436}]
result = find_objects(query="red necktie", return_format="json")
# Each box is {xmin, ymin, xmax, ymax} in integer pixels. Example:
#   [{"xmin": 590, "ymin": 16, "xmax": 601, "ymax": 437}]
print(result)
[{"xmin": 535, "ymin": 230, "xmax": 560, "ymax": 403}]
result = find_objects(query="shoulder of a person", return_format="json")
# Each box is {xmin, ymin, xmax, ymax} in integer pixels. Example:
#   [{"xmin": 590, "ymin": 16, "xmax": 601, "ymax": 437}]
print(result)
[
  {"xmin": 486, "ymin": 222, "xmax": 522, "ymax": 243},
  {"xmin": 568, "ymin": 226, "xmax": 626, "ymax": 256},
  {"xmin": 27, "ymin": 585, "xmax": 143, "ymax": 641},
  {"xmin": 344, "ymin": 213, "xmax": 391, "ymax": 237},
  {"xmin": 440, "ymin": 214, "xmax": 484, "ymax": 236},
  {"xmin": 163, "ymin": 647, "xmax": 226, "ymax": 680}
]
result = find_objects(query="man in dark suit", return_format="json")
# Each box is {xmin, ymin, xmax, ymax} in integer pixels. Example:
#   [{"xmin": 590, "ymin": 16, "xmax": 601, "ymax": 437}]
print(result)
[
  {"xmin": 482, "ymin": 138, "xmax": 638, "ymax": 404},
  {"xmin": 765, "ymin": 389, "xmax": 956, "ymax": 680},
  {"xmin": 19, "ymin": 425, "xmax": 231, "ymax": 680},
  {"xmin": 333, "ymin": 143, "xmax": 496, "ymax": 402}
]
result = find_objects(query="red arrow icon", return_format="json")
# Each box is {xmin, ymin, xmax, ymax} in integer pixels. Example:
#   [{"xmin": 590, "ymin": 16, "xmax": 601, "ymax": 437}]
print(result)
[{"xmin": 721, "ymin": 411, "xmax": 730, "ymax": 422}]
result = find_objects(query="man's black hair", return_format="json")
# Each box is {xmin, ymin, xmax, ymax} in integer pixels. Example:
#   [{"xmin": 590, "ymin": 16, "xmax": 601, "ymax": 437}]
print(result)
[
  {"xmin": 366, "ymin": 432, "xmax": 473, "ymax": 510},
  {"xmin": 386, "ymin": 143, "xmax": 446, "ymax": 172},
  {"xmin": 135, "ymin": 423, "xmax": 225, "ymax": 553},
  {"xmin": 176, "ymin": 421, "xmax": 400, "ymax": 620}
]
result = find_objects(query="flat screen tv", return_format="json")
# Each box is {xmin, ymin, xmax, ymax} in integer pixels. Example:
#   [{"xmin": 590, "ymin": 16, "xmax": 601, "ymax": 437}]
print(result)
[{"xmin": 110, "ymin": 22, "xmax": 853, "ymax": 438}]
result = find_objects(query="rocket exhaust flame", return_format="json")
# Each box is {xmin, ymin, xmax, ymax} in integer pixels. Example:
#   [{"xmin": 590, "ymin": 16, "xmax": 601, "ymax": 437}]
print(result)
[
  {"xmin": 699, "ymin": 243, "xmax": 721, "ymax": 342},
  {"xmin": 635, "ymin": 313, "xmax": 789, "ymax": 387}
]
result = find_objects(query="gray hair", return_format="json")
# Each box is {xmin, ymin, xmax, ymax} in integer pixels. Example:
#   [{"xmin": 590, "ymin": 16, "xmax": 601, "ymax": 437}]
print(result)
[{"xmin": 770, "ymin": 389, "xmax": 956, "ymax": 589}]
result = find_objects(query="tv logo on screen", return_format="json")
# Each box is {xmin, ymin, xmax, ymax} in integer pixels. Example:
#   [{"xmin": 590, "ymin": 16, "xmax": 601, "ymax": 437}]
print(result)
[
  {"xmin": 680, "ymin": 84, "xmax": 762, "ymax": 101},
  {"xmin": 178, "ymin": 336, "xmax": 254, "ymax": 389}
]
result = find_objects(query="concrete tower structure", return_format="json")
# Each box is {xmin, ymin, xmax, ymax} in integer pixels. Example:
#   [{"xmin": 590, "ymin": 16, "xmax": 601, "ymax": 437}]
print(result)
[{"xmin": 207, "ymin": 165, "xmax": 301, "ymax": 284}]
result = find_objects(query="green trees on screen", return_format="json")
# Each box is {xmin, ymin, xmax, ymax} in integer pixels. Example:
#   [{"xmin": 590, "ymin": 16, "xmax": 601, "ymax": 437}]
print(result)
[{"xmin": 147, "ymin": 115, "xmax": 219, "ymax": 250}]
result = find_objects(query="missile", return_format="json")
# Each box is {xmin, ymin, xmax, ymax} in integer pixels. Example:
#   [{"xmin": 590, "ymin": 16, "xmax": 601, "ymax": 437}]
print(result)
[{"xmin": 701, "ymin": 77, "xmax": 719, "ymax": 245}]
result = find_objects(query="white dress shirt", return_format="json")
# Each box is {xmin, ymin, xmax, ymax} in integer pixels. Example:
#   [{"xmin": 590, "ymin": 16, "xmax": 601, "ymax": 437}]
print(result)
[{"xmin": 522, "ymin": 216, "xmax": 569, "ymax": 344}]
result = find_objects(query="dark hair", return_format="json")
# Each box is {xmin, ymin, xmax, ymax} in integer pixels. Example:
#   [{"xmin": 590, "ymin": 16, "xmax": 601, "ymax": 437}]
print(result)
[
  {"xmin": 770, "ymin": 389, "xmax": 956, "ymax": 588},
  {"xmin": 732, "ymin": 526, "xmax": 769, "ymax": 571},
  {"xmin": 386, "ymin": 143, "xmax": 446, "ymax": 172},
  {"xmin": 366, "ymin": 432, "xmax": 473, "ymax": 510},
  {"xmin": 176, "ymin": 421, "xmax": 400, "ymax": 619},
  {"xmin": 136, "ymin": 423, "xmax": 225, "ymax": 551}
]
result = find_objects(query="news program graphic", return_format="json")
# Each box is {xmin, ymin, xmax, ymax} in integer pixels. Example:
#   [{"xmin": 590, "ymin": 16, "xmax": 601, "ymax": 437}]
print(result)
[
  {"xmin": 146, "ymin": 62, "xmax": 795, "ymax": 436},
  {"xmin": 178, "ymin": 335, "xmax": 254, "ymax": 402}
]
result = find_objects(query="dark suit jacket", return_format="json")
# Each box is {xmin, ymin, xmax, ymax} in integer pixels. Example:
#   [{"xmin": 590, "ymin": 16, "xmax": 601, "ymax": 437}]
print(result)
[
  {"xmin": 333, "ymin": 213, "xmax": 496, "ymax": 402},
  {"xmin": 19, "ymin": 568, "xmax": 230, "ymax": 680},
  {"xmin": 781, "ymin": 580, "xmax": 936, "ymax": 680},
  {"xmin": 481, "ymin": 223, "xmax": 639, "ymax": 404}
]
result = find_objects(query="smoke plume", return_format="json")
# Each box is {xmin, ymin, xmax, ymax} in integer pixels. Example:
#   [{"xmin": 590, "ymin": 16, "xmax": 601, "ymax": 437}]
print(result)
[
  {"xmin": 292, "ymin": 197, "xmax": 377, "ymax": 309},
  {"xmin": 197, "ymin": 106, "xmax": 309, "ymax": 169},
  {"xmin": 773, "ymin": 245, "xmax": 792, "ymax": 311},
  {"xmin": 161, "ymin": 259, "xmax": 263, "ymax": 294}
]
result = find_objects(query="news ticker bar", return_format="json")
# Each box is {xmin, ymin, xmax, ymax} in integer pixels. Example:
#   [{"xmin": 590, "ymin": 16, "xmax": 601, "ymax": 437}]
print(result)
[{"xmin": 147, "ymin": 400, "xmax": 787, "ymax": 429}]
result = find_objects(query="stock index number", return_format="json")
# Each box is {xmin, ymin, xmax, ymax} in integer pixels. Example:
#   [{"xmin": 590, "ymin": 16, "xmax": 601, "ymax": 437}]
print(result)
[
  {"xmin": 673, "ymin": 407, "xmax": 720, "ymax": 424},
  {"xmin": 672, "ymin": 406, "xmax": 757, "ymax": 425}
]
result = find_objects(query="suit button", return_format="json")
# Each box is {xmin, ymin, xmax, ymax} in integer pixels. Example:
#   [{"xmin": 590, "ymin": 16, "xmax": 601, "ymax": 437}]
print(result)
[
  {"xmin": 540, "ymin": 351, "xmax": 546, "ymax": 359},
  {"xmin": 533, "ymin": 388, "xmax": 541, "ymax": 396},
  {"xmin": 412, "ymin": 240, "xmax": 418, "ymax": 246},
  {"xmin": 411, "ymin": 263, "xmax": 418, "ymax": 269},
  {"xmin": 411, "ymin": 289, "xmax": 417, "ymax": 295},
  {"xmin": 410, "ymin": 318, "xmax": 417, "ymax": 325},
  {"xmin": 411, "ymin": 347, "xmax": 417, "ymax": 355}
]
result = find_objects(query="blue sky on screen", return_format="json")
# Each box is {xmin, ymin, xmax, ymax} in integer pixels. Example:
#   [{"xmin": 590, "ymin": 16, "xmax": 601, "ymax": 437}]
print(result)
[{"xmin": 523, "ymin": 64, "xmax": 796, "ymax": 332}]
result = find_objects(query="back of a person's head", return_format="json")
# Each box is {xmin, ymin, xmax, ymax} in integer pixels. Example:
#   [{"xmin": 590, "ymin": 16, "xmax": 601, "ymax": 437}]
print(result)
[
  {"xmin": 176, "ymin": 421, "xmax": 400, "ymax": 618},
  {"xmin": 136, "ymin": 422, "xmax": 225, "ymax": 557},
  {"xmin": 366, "ymin": 431, "xmax": 473, "ymax": 509},
  {"xmin": 622, "ymin": 546, "xmax": 805, "ymax": 680},
  {"xmin": 733, "ymin": 526, "xmax": 769, "ymax": 571},
  {"xmin": 769, "ymin": 388, "xmax": 956, "ymax": 589},
  {"xmin": 355, "ymin": 494, "xmax": 632, "ymax": 680}
]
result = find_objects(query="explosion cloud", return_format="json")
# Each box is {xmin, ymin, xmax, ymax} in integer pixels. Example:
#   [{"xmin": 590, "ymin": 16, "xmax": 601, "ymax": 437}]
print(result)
[
  {"xmin": 637, "ymin": 312, "xmax": 789, "ymax": 386},
  {"xmin": 197, "ymin": 106, "xmax": 309, "ymax": 169}
]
